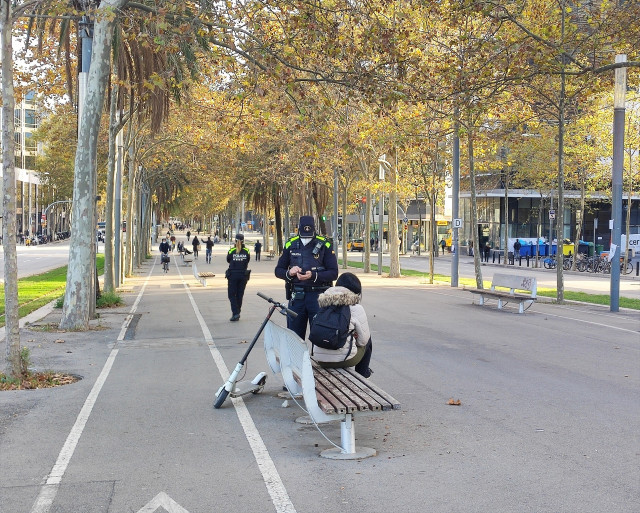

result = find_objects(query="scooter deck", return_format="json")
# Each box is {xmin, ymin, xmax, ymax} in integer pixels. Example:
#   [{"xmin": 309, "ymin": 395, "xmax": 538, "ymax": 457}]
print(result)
[{"xmin": 229, "ymin": 374, "xmax": 267, "ymax": 398}]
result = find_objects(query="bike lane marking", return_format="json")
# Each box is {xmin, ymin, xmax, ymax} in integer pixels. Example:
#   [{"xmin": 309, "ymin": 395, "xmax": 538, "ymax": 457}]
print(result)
[
  {"xmin": 176, "ymin": 264, "xmax": 298, "ymax": 513},
  {"xmin": 30, "ymin": 261, "xmax": 156, "ymax": 513}
]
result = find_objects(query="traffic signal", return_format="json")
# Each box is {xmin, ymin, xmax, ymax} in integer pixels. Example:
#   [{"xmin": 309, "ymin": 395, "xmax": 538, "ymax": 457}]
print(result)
[{"xmin": 321, "ymin": 215, "xmax": 326, "ymax": 221}]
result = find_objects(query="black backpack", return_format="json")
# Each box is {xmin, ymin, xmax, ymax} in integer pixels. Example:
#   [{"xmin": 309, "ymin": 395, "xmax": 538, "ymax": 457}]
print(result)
[{"xmin": 309, "ymin": 305, "xmax": 353, "ymax": 351}]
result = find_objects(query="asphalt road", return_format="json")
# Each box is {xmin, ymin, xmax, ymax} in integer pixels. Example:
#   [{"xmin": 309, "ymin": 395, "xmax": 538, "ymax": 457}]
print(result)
[
  {"xmin": 0, "ymin": 240, "xmax": 78, "ymax": 280},
  {"xmin": 1, "ymin": 239, "xmax": 638, "ymax": 513}
]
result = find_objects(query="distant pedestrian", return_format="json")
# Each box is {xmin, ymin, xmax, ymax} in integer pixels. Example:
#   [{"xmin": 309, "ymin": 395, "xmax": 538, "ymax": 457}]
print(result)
[
  {"xmin": 254, "ymin": 240, "xmax": 262, "ymax": 261},
  {"xmin": 483, "ymin": 242, "xmax": 491, "ymax": 262},
  {"xmin": 440, "ymin": 238, "xmax": 446, "ymax": 255},
  {"xmin": 186, "ymin": 230, "xmax": 191, "ymax": 241},
  {"xmin": 204, "ymin": 236, "xmax": 214, "ymax": 263},
  {"xmin": 192, "ymin": 235, "xmax": 200, "ymax": 259}
]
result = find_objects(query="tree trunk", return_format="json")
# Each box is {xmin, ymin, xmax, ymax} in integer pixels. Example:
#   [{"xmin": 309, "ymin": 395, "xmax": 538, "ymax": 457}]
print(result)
[
  {"xmin": 104, "ymin": 85, "xmax": 118, "ymax": 292},
  {"xmin": 60, "ymin": 0, "xmax": 127, "ymax": 330},
  {"xmin": 555, "ymin": 8, "xmax": 567, "ymax": 303},
  {"xmin": 341, "ymin": 181, "xmax": 348, "ymax": 269},
  {"xmin": 467, "ymin": 126, "xmax": 483, "ymax": 289},
  {"xmin": 1, "ymin": 1, "xmax": 22, "ymax": 376},
  {"xmin": 364, "ymin": 188, "xmax": 372, "ymax": 273},
  {"xmin": 388, "ymin": 149, "xmax": 400, "ymax": 278},
  {"xmin": 125, "ymin": 151, "xmax": 136, "ymax": 276}
]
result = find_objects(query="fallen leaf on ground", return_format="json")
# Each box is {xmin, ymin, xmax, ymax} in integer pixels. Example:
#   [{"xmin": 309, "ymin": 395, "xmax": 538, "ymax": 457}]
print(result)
[{"xmin": 447, "ymin": 398, "xmax": 461, "ymax": 406}]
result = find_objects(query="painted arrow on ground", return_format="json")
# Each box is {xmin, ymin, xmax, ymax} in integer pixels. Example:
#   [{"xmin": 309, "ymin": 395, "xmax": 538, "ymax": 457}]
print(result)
[{"xmin": 136, "ymin": 492, "xmax": 190, "ymax": 513}]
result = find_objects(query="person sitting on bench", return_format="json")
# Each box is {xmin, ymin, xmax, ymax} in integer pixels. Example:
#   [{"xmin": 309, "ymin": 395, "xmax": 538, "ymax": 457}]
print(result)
[
  {"xmin": 311, "ymin": 272, "xmax": 373, "ymax": 378},
  {"xmin": 180, "ymin": 241, "xmax": 192, "ymax": 255}
]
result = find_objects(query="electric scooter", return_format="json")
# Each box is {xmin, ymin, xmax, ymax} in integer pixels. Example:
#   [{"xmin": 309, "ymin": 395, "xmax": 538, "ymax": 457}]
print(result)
[{"xmin": 213, "ymin": 292, "xmax": 297, "ymax": 409}]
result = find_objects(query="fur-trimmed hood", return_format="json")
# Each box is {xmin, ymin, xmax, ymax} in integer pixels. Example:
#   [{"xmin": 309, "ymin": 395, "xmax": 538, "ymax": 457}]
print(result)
[{"xmin": 318, "ymin": 286, "xmax": 361, "ymax": 308}]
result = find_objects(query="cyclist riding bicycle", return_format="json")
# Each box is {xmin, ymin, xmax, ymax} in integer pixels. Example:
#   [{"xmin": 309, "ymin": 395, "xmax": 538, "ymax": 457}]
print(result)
[{"xmin": 159, "ymin": 237, "xmax": 171, "ymax": 272}]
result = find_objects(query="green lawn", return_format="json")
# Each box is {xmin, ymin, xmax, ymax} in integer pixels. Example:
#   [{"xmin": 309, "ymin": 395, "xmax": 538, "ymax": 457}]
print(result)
[
  {"xmin": 0, "ymin": 255, "xmax": 105, "ymax": 328},
  {"xmin": 340, "ymin": 259, "xmax": 640, "ymax": 311}
]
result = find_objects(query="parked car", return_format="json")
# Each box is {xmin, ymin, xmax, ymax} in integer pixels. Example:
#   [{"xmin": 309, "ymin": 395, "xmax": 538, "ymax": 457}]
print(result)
[{"xmin": 347, "ymin": 239, "xmax": 365, "ymax": 251}]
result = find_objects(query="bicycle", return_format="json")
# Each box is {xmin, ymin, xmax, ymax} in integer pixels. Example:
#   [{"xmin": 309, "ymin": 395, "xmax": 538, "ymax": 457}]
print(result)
[{"xmin": 161, "ymin": 252, "xmax": 170, "ymax": 273}]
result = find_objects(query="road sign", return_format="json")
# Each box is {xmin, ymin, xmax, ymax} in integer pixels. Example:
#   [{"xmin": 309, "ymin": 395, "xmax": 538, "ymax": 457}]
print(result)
[
  {"xmin": 453, "ymin": 218, "xmax": 462, "ymax": 228},
  {"xmin": 403, "ymin": 217, "xmax": 408, "ymax": 223},
  {"xmin": 549, "ymin": 209, "xmax": 556, "ymax": 220}
]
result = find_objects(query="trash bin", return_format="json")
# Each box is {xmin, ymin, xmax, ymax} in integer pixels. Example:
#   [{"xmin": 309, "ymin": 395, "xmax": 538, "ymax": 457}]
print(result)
[
  {"xmin": 578, "ymin": 243, "xmax": 589, "ymax": 255},
  {"xmin": 595, "ymin": 244, "xmax": 604, "ymax": 255},
  {"xmin": 563, "ymin": 243, "xmax": 574, "ymax": 256}
]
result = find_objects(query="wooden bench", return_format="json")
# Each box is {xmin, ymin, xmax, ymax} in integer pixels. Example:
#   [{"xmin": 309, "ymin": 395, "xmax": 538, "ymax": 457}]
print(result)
[
  {"xmin": 265, "ymin": 249, "xmax": 276, "ymax": 260},
  {"xmin": 192, "ymin": 263, "xmax": 215, "ymax": 286},
  {"xmin": 264, "ymin": 321, "xmax": 400, "ymax": 459},
  {"xmin": 466, "ymin": 273, "xmax": 537, "ymax": 314}
]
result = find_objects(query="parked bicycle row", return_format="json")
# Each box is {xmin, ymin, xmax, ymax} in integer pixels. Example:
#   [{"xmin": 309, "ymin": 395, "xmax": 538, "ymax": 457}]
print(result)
[{"xmin": 543, "ymin": 253, "xmax": 634, "ymax": 274}]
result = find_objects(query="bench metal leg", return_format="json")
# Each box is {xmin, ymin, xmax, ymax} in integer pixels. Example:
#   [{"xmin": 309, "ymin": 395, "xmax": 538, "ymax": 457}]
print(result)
[
  {"xmin": 320, "ymin": 414, "xmax": 377, "ymax": 460},
  {"xmin": 498, "ymin": 298, "xmax": 504, "ymax": 309}
]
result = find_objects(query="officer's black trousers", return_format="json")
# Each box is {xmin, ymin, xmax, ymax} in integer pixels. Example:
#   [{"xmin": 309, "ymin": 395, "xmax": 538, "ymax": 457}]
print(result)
[{"xmin": 227, "ymin": 275, "xmax": 248, "ymax": 316}]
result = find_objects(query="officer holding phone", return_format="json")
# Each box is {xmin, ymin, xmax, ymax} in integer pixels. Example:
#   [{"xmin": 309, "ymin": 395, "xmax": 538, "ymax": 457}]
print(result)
[{"xmin": 275, "ymin": 215, "xmax": 338, "ymax": 339}]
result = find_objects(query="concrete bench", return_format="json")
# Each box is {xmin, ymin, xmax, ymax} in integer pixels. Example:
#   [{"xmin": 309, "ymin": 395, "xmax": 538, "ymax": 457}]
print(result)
[
  {"xmin": 264, "ymin": 321, "xmax": 400, "ymax": 459},
  {"xmin": 265, "ymin": 249, "xmax": 276, "ymax": 260},
  {"xmin": 192, "ymin": 263, "xmax": 214, "ymax": 287},
  {"xmin": 466, "ymin": 273, "xmax": 537, "ymax": 314}
]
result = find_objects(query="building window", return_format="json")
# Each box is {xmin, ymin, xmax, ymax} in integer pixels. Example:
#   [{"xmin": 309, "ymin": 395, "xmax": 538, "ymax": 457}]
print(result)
[
  {"xmin": 24, "ymin": 132, "xmax": 37, "ymax": 151},
  {"xmin": 25, "ymin": 109, "xmax": 37, "ymax": 128}
]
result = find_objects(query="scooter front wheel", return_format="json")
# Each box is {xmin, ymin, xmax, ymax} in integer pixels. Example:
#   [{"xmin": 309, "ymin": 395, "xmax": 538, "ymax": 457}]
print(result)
[{"xmin": 213, "ymin": 388, "xmax": 229, "ymax": 409}]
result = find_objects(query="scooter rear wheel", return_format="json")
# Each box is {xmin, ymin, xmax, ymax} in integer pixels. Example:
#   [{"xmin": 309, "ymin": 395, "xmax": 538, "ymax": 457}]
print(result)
[
  {"xmin": 251, "ymin": 375, "xmax": 267, "ymax": 394},
  {"xmin": 213, "ymin": 388, "xmax": 229, "ymax": 409}
]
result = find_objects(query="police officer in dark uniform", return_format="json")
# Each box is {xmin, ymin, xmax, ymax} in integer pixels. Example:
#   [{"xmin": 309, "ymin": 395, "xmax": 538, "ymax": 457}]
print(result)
[
  {"xmin": 275, "ymin": 215, "xmax": 338, "ymax": 339},
  {"xmin": 226, "ymin": 233, "xmax": 251, "ymax": 321}
]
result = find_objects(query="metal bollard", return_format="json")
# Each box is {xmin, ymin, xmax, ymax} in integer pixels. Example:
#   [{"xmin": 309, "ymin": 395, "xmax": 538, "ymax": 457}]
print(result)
[
  {"xmin": 636, "ymin": 261, "xmax": 639, "ymax": 276},
  {"xmin": 526, "ymin": 255, "xmax": 530, "ymax": 267},
  {"xmin": 492, "ymin": 252, "xmax": 496, "ymax": 263}
]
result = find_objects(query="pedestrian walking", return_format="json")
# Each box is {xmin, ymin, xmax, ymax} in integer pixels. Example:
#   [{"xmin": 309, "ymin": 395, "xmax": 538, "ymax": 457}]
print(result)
[
  {"xmin": 440, "ymin": 238, "xmax": 446, "ymax": 255},
  {"xmin": 226, "ymin": 234, "xmax": 251, "ymax": 321},
  {"xmin": 274, "ymin": 215, "xmax": 338, "ymax": 339},
  {"xmin": 483, "ymin": 242, "xmax": 491, "ymax": 262},
  {"xmin": 204, "ymin": 236, "xmax": 214, "ymax": 264},
  {"xmin": 192, "ymin": 235, "xmax": 200, "ymax": 259},
  {"xmin": 254, "ymin": 240, "xmax": 262, "ymax": 261},
  {"xmin": 186, "ymin": 230, "xmax": 191, "ymax": 241}
]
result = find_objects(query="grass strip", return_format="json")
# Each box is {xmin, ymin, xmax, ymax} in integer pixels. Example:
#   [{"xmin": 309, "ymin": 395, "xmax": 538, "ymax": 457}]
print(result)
[
  {"xmin": 0, "ymin": 255, "xmax": 105, "ymax": 327},
  {"xmin": 340, "ymin": 259, "xmax": 640, "ymax": 311}
]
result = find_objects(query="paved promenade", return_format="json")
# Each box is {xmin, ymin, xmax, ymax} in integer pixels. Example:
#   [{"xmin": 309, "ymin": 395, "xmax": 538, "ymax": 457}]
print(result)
[{"xmin": 1, "ymin": 235, "xmax": 638, "ymax": 513}]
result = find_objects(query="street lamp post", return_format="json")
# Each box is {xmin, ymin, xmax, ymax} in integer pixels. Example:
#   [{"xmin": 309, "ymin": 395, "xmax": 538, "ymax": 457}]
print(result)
[{"xmin": 610, "ymin": 54, "xmax": 626, "ymax": 312}]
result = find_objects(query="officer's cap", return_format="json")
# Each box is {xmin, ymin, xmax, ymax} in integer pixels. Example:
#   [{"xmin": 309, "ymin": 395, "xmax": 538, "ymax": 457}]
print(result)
[{"xmin": 298, "ymin": 216, "xmax": 315, "ymax": 236}]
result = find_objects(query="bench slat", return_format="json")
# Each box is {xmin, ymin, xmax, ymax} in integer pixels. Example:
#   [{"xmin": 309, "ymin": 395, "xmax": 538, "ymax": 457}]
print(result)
[
  {"xmin": 313, "ymin": 380, "xmax": 349, "ymax": 414},
  {"xmin": 313, "ymin": 368, "xmax": 370, "ymax": 413},
  {"xmin": 334, "ymin": 367, "xmax": 401, "ymax": 410},
  {"xmin": 318, "ymin": 367, "xmax": 380, "ymax": 411}
]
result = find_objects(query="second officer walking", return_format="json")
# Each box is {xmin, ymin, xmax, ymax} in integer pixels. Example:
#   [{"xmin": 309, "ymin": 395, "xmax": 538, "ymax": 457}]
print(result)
[{"xmin": 226, "ymin": 233, "xmax": 251, "ymax": 321}]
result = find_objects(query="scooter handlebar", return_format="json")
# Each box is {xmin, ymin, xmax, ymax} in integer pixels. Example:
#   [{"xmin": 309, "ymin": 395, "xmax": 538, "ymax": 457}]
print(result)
[{"xmin": 256, "ymin": 292, "xmax": 298, "ymax": 318}]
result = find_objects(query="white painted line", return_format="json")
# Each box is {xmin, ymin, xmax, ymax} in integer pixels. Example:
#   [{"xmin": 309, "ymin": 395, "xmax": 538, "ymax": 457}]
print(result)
[
  {"xmin": 541, "ymin": 310, "xmax": 639, "ymax": 335},
  {"xmin": 177, "ymin": 266, "xmax": 297, "ymax": 513},
  {"xmin": 137, "ymin": 491, "xmax": 189, "ymax": 513},
  {"xmin": 30, "ymin": 263, "xmax": 156, "ymax": 513}
]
